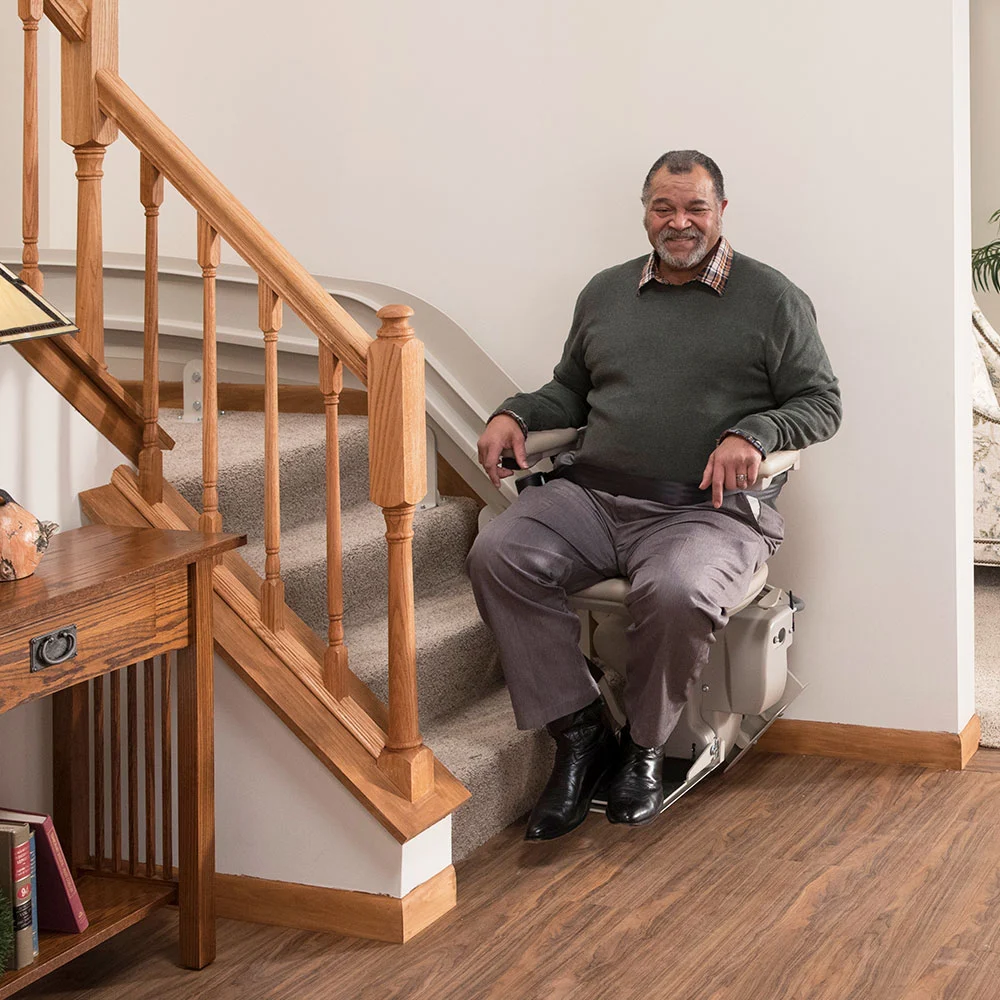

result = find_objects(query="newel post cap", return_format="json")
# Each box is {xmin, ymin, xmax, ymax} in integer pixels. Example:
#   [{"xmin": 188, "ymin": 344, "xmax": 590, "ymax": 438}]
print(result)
[{"xmin": 376, "ymin": 304, "xmax": 414, "ymax": 337}]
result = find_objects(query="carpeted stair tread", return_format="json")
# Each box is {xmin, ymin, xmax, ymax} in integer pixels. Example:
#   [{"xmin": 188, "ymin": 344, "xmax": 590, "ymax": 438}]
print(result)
[
  {"xmin": 422, "ymin": 684, "xmax": 554, "ymax": 861},
  {"xmin": 236, "ymin": 496, "xmax": 478, "ymax": 630},
  {"xmin": 162, "ymin": 409, "xmax": 373, "ymax": 533},
  {"xmin": 342, "ymin": 575, "xmax": 503, "ymax": 725}
]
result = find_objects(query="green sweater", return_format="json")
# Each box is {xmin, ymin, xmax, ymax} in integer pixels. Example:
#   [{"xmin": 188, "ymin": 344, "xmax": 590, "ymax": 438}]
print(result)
[{"xmin": 496, "ymin": 251, "xmax": 842, "ymax": 484}]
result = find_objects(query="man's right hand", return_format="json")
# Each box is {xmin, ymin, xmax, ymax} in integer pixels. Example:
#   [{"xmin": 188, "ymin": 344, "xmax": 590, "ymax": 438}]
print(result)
[{"xmin": 478, "ymin": 414, "xmax": 529, "ymax": 488}]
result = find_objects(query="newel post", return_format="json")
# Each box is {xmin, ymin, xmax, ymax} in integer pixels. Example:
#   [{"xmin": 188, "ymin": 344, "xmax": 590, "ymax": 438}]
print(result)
[
  {"xmin": 61, "ymin": 0, "xmax": 119, "ymax": 366},
  {"xmin": 368, "ymin": 305, "xmax": 434, "ymax": 801}
]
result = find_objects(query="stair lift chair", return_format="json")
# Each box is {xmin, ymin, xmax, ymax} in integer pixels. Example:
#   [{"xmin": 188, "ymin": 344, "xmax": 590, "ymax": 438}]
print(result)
[{"xmin": 501, "ymin": 428, "xmax": 806, "ymax": 814}]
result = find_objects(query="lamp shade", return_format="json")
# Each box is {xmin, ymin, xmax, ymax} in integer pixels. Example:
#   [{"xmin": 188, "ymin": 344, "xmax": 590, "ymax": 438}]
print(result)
[{"xmin": 0, "ymin": 262, "xmax": 77, "ymax": 345}]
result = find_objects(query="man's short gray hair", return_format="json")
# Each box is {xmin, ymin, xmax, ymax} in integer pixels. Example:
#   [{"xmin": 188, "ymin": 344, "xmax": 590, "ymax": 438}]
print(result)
[{"xmin": 641, "ymin": 150, "xmax": 726, "ymax": 205}]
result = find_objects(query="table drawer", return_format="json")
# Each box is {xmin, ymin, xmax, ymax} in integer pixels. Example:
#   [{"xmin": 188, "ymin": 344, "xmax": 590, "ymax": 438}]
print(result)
[{"xmin": 0, "ymin": 569, "xmax": 189, "ymax": 712}]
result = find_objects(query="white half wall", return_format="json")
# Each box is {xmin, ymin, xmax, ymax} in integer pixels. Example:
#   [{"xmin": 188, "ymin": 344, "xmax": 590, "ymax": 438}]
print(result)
[
  {"xmin": 215, "ymin": 659, "xmax": 448, "ymax": 897},
  {"xmin": 0, "ymin": 1, "xmax": 975, "ymax": 734}
]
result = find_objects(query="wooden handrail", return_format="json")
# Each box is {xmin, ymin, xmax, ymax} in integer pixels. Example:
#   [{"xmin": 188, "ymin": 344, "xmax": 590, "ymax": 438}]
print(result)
[{"xmin": 94, "ymin": 70, "xmax": 371, "ymax": 384}]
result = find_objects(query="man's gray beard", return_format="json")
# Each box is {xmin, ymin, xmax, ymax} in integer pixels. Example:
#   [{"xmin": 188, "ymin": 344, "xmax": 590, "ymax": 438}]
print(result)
[{"xmin": 656, "ymin": 229, "xmax": 711, "ymax": 270}]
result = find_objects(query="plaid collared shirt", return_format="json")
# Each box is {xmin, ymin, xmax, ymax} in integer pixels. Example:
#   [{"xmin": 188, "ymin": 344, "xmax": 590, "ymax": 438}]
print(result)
[{"xmin": 638, "ymin": 235, "xmax": 734, "ymax": 296}]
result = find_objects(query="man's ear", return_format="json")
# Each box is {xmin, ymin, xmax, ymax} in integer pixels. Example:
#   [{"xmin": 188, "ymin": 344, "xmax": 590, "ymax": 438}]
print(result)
[{"xmin": 719, "ymin": 199, "xmax": 729, "ymax": 218}]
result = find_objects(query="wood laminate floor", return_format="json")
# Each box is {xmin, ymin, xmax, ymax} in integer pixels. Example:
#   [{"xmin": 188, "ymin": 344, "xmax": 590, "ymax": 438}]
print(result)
[{"xmin": 18, "ymin": 748, "xmax": 1000, "ymax": 1000}]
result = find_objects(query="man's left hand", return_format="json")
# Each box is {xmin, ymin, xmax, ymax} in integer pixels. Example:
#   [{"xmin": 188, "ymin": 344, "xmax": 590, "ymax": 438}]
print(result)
[{"xmin": 699, "ymin": 435, "xmax": 762, "ymax": 509}]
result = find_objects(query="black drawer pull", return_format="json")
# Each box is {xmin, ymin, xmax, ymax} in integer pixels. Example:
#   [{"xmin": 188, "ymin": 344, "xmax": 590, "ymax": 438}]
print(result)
[{"xmin": 30, "ymin": 627, "xmax": 78, "ymax": 671}]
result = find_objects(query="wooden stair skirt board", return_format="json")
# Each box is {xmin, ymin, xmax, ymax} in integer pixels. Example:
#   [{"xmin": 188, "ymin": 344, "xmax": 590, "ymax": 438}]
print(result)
[
  {"xmin": 215, "ymin": 866, "xmax": 456, "ymax": 944},
  {"xmin": 755, "ymin": 713, "xmax": 982, "ymax": 770}
]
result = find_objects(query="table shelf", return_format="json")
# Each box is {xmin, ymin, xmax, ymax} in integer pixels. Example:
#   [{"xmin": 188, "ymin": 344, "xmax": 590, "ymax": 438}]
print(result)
[{"xmin": 0, "ymin": 874, "xmax": 177, "ymax": 998}]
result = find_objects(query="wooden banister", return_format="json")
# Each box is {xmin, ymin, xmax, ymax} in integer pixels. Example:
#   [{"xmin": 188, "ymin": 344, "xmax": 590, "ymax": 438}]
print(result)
[
  {"xmin": 21, "ymin": 4, "xmax": 445, "ymax": 804},
  {"xmin": 93, "ymin": 70, "xmax": 372, "ymax": 384},
  {"xmin": 320, "ymin": 345, "xmax": 349, "ymax": 698},
  {"xmin": 259, "ymin": 279, "xmax": 286, "ymax": 632},
  {"xmin": 19, "ymin": 1, "xmax": 43, "ymax": 294},
  {"xmin": 197, "ymin": 215, "xmax": 222, "ymax": 536},
  {"xmin": 138, "ymin": 155, "xmax": 164, "ymax": 504},
  {"xmin": 72, "ymin": 143, "xmax": 107, "ymax": 366},
  {"xmin": 369, "ymin": 306, "xmax": 433, "ymax": 802}
]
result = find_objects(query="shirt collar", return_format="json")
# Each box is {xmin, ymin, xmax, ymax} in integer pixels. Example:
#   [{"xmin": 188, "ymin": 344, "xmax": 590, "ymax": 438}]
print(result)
[{"xmin": 638, "ymin": 235, "xmax": 734, "ymax": 296}]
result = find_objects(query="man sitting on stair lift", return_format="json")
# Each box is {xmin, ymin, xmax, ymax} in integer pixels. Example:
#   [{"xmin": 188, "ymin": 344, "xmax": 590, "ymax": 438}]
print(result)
[{"xmin": 466, "ymin": 150, "xmax": 842, "ymax": 840}]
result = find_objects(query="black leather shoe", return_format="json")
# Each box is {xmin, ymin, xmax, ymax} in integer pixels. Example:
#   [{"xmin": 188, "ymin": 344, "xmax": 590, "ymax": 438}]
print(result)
[
  {"xmin": 605, "ymin": 726, "xmax": 665, "ymax": 826},
  {"xmin": 524, "ymin": 698, "xmax": 618, "ymax": 841}
]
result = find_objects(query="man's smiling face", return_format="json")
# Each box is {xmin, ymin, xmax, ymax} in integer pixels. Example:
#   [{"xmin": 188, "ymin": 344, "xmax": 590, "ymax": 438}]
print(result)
[{"xmin": 643, "ymin": 164, "xmax": 727, "ymax": 274}]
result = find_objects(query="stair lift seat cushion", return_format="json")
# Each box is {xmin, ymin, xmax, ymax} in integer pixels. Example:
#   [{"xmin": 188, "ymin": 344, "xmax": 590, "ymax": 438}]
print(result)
[{"xmin": 569, "ymin": 563, "xmax": 769, "ymax": 618}]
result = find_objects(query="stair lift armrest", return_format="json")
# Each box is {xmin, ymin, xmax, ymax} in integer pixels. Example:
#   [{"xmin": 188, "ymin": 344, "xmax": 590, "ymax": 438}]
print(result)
[
  {"xmin": 751, "ymin": 450, "xmax": 801, "ymax": 490},
  {"xmin": 500, "ymin": 427, "xmax": 582, "ymax": 470},
  {"xmin": 500, "ymin": 431, "xmax": 799, "ymax": 488}
]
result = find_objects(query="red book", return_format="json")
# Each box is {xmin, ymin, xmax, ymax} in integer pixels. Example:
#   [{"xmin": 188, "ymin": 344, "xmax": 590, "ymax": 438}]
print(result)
[{"xmin": 0, "ymin": 810, "xmax": 87, "ymax": 933}]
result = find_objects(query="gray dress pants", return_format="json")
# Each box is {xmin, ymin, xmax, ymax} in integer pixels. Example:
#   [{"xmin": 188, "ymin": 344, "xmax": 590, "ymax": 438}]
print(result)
[{"xmin": 466, "ymin": 477, "xmax": 784, "ymax": 748}]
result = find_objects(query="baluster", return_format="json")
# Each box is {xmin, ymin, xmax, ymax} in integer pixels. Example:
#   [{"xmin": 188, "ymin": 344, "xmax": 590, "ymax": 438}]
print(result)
[
  {"xmin": 139, "ymin": 157, "xmax": 164, "ymax": 504},
  {"xmin": 92, "ymin": 676, "xmax": 105, "ymax": 870},
  {"xmin": 197, "ymin": 215, "xmax": 222, "ymax": 534},
  {"xmin": 110, "ymin": 668, "xmax": 122, "ymax": 871},
  {"xmin": 144, "ymin": 658, "xmax": 156, "ymax": 878},
  {"xmin": 259, "ymin": 279, "xmax": 285, "ymax": 631},
  {"xmin": 368, "ymin": 306, "xmax": 433, "ymax": 802},
  {"xmin": 320, "ymin": 345, "xmax": 349, "ymax": 697},
  {"xmin": 161, "ymin": 653, "xmax": 174, "ymax": 881},
  {"xmin": 18, "ymin": 1, "xmax": 43, "ymax": 293},
  {"xmin": 127, "ymin": 663, "xmax": 138, "ymax": 876},
  {"xmin": 73, "ymin": 143, "xmax": 107, "ymax": 366}
]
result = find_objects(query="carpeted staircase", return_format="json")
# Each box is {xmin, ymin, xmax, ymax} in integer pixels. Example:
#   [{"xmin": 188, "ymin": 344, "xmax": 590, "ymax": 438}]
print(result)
[{"xmin": 162, "ymin": 409, "xmax": 552, "ymax": 859}]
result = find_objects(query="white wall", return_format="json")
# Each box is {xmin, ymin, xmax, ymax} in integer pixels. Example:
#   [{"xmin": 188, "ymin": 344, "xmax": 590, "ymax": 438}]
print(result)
[
  {"xmin": 972, "ymin": 0, "xmax": 1000, "ymax": 329},
  {"xmin": 0, "ymin": 3, "xmax": 975, "ymax": 734}
]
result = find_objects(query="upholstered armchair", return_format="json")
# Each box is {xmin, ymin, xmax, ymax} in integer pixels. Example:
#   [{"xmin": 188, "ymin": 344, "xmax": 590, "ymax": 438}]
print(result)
[{"xmin": 973, "ymin": 304, "xmax": 1000, "ymax": 565}]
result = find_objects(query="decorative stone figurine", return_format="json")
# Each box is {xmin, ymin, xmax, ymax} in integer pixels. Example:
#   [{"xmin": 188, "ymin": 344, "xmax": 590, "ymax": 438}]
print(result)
[{"xmin": 0, "ymin": 490, "xmax": 57, "ymax": 582}]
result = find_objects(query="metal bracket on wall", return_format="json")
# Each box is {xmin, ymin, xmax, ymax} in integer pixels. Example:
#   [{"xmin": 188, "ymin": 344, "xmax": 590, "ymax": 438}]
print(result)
[
  {"xmin": 416, "ymin": 425, "xmax": 440, "ymax": 512},
  {"xmin": 181, "ymin": 358, "xmax": 204, "ymax": 423}
]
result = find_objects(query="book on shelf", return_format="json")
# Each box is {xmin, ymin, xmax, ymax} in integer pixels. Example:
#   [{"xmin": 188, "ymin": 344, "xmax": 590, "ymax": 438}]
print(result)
[
  {"xmin": 0, "ymin": 822, "xmax": 33, "ymax": 971},
  {"xmin": 0, "ymin": 809, "xmax": 88, "ymax": 934},
  {"xmin": 28, "ymin": 832, "xmax": 38, "ymax": 958}
]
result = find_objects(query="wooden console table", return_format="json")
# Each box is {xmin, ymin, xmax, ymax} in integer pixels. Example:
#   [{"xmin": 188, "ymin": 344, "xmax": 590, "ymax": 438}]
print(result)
[{"xmin": 0, "ymin": 524, "xmax": 244, "ymax": 996}]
